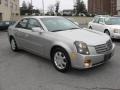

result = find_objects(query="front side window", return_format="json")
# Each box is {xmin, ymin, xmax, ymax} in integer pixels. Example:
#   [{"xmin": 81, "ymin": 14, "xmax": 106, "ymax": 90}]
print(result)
[
  {"xmin": 41, "ymin": 17, "xmax": 79, "ymax": 32},
  {"xmin": 16, "ymin": 19, "xmax": 28, "ymax": 28},
  {"xmin": 93, "ymin": 18, "xmax": 99, "ymax": 23},
  {"xmin": 27, "ymin": 19, "xmax": 41, "ymax": 30}
]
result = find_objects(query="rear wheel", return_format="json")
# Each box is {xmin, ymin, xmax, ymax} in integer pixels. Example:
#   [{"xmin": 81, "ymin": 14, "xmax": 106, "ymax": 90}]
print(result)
[
  {"xmin": 89, "ymin": 26, "xmax": 92, "ymax": 29},
  {"xmin": 10, "ymin": 38, "xmax": 18, "ymax": 51},
  {"xmin": 51, "ymin": 47, "xmax": 71, "ymax": 73},
  {"xmin": 105, "ymin": 30, "xmax": 110, "ymax": 36}
]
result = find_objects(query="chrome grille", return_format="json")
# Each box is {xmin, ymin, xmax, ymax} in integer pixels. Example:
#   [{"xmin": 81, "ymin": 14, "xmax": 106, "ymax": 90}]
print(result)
[{"xmin": 95, "ymin": 40, "xmax": 112, "ymax": 54}]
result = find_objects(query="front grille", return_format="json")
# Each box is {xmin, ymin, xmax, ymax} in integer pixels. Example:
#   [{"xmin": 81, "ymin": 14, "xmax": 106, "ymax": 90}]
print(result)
[{"xmin": 95, "ymin": 40, "xmax": 112, "ymax": 54}]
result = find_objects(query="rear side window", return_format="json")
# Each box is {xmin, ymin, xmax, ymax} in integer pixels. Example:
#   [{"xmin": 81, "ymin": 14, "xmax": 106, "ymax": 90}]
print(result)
[
  {"xmin": 98, "ymin": 18, "xmax": 104, "ymax": 23},
  {"xmin": 16, "ymin": 19, "xmax": 28, "ymax": 28},
  {"xmin": 93, "ymin": 17, "xmax": 99, "ymax": 23}
]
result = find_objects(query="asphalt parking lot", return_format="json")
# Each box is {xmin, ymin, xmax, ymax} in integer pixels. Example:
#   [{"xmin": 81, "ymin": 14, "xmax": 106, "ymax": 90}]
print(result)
[{"xmin": 0, "ymin": 30, "xmax": 120, "ymax": 90}]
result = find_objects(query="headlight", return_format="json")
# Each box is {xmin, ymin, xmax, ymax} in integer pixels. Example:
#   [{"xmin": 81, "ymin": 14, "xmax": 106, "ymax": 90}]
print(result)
[
  {"xmin": 74, "ymin": 41, "xmax": 90, "ymax": 55},
  {"xmin": 113, "ymin": 29, "xmax": 119, "ymax": 33}
]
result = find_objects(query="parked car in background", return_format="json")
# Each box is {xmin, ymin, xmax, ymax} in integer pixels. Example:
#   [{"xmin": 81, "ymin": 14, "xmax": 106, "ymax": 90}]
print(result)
[
  {"xmin": 8, "ymin": 16, "xmax": 115, "ymax": 72},
  {"xmin": 88, "ymin": 16, "xmax": 120, "ymax": 39},
  {"xmin": 0, "ymin": 21, "xmax": 16, "ymax": 30},
  {"xmin": 62, "ymin": 9, "xmax": 73, "ymax": 16},
  {"xmin": 79, "ymin": 13, "xmax": 86, "ymax": 17}
]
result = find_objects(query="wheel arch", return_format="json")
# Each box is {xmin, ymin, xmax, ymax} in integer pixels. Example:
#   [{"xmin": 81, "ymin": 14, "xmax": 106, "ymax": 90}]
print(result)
[
  {"xmin": 104, "ymin": 29, "xmax": 109, "ymax": 33},
  {"xmin": 50, "ymin": 45, "xmax": 70, "ymax": 59},
  {"xmin": 50, "ymin": 45, "xmax": 72, "ymax": 67}
]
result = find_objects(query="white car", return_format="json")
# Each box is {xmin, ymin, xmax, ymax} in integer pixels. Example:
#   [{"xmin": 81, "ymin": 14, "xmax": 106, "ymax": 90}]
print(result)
[{"xmin": 88, "ymin": 16, "xmax": 120, "ymax": 39}]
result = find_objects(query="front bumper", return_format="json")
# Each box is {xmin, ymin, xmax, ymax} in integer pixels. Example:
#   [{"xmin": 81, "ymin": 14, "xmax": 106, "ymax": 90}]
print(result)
[
  {"xmin": 111, "ymin": 33, "xmax": 120, "ymax": 39},
  {"xmin": 71, "ymin": 44, "xmax": 115, "ymax": 69}
]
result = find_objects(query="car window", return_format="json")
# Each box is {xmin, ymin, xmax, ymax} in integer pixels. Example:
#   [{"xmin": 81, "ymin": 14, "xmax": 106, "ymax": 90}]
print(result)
[
  {"xmin": 16, "ymin": 19, "xmax": 28, "ymax": 29},
  {"xmin": 93, "ymin": 17, "xmax": 99, "ymax": 23},
  {"xmin": 98, "ymin": 18, "xmax": 104, "ymax": 23},
  {"xmin": 27, "ymin": 19, "xmax": 41, "ymax": 30},
  {"xmin": 41, "ymin": 17, "xmax": 79, "ymax": 32}
]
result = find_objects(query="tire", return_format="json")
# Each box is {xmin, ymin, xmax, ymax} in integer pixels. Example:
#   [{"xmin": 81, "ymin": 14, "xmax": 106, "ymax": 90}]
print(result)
[
  {"xmin": 89, "ymin": 26, "xmax": 92, "ymax": 29},
  {"xmin": 51, "ymin": 47, "xmax": 71, "ymax": 73},
  {"xmin": 105, "ymin": 30, "xmax": 110, "ymax": 36},
  {"xmin": 10, "ymin": 37, "xmax": 18, "ymax": 51}
]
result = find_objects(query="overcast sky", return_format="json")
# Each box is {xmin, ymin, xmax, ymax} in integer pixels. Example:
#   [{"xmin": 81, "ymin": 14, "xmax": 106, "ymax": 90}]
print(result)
[{"xmin": 20, "ymin": 0, "xmax": 88, "ymax": 11}]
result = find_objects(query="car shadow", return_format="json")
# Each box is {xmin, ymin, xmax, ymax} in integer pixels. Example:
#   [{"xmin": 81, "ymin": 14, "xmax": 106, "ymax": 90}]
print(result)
[
  {"xmin": 112, "ymin": 39, "xmax": 120, "ymax": 42},
  {"xmin": 14, "ymin": 49, "xmax": 52, "ymax": 66},
  {"xmin": 13, "ymin": 49, "xmax": 112, "ymax": 76},
  {"xmin": 66, "ymin": 61, "xmax": 112, "ymax": 76},
  {"xmin": 112, "ymin": 39, "xmax": 120, "ymax": 46}
]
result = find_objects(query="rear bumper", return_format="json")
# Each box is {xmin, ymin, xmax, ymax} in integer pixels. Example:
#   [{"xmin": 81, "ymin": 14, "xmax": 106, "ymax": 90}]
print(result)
[{"xmin": 71, "ymin": 44, "xmax": 115, "ymax": 69}]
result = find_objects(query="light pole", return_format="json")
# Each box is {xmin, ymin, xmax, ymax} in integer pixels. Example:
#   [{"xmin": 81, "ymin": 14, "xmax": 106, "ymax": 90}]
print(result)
[
  {"xmin": 31, "ymin": 0, "xmax": 33, "ymax": 15},
  {"xmin": 42, "ymin": 0, "xmax": 45, "ymax": 15}
]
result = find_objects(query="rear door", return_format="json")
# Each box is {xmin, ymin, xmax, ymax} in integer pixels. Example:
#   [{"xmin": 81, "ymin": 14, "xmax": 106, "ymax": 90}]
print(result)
[
  {"xmin": 91, "ymin": 17, "xmax": 100, "ymax": 30},
  {"xmin": 14, "ymin": 18, "xmax": 29, "ymax": 49},
  {"xmin": 97, "ymin": 18, "xmax": 106, "ymax": 32}
]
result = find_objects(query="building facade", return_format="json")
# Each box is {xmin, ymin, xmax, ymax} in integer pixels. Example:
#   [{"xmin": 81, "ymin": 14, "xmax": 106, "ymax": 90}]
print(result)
[
  {"xmin": 117, "ymin": 0, "xmax": 120, "ymax": 15},
  {"xmin": 88, "ymin": 0, "xmax": 117, "ymax": 15},
  {"xmin": 0, "ymin": 0, "xmax": 20, "ymax": 21}
]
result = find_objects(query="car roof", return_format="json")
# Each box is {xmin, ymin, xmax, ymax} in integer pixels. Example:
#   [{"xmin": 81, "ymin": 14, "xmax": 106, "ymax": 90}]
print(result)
[
  {"xmin": 23, "ymin": 16, "xmax": 62, "ymax": 19},
  {"xmin": 94, "ymin": 15, "xmax": 110, "ymax": 18}
]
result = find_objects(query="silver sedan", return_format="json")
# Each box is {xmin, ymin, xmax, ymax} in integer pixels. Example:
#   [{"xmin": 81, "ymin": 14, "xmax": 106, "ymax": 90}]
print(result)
[{"xmin": 8, "ymin": 16, "xmax": 115, "ymax": 72}]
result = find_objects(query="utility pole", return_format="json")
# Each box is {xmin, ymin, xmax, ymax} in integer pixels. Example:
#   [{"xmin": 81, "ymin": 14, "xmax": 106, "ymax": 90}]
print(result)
[
  {"xmin": 31, "ymin": 0, "xmax": 33, "ymax": 15},
  {"xmin": 42, "ymin": 0, "xmax": 45, "ymax": 15}
]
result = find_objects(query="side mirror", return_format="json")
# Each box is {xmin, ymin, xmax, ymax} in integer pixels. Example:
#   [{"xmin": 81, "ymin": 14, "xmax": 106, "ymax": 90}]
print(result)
[
  {"xmin": 74, "ymin": 22, "xmax": 79, "ymax": 26},
  {"xmin": 32, "ymin": 27, "xmax": 44, "ymax": 33}
]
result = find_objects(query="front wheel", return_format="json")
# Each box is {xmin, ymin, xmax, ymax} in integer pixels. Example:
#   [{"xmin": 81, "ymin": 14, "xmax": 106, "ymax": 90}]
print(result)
[
  {"xmin": 10, "ymin": 38, "xmax": 18, "ymax": 51},
  {"xmin": 51, "ymin": 48, "xmax": 71, "ymax": 73}
]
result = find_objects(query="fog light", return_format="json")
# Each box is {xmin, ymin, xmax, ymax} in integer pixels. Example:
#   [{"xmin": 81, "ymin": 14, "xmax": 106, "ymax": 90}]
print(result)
[{"xmin": 84, "ymin": 59, "xmax": 92, "ymax": 68}]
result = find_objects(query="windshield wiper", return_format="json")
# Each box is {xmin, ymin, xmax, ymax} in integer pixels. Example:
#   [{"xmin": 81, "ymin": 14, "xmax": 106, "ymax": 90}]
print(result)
[
  {"xmin": 51, "ymin": 28, "xmax": 80, "ymax": 32},
  {"xmin": 51, "ymin": 30, "xmax": 65, "ymax": 32},
  {"xmin": 68, "ymin": 28, "xmax": 80, "ymax": 29}
]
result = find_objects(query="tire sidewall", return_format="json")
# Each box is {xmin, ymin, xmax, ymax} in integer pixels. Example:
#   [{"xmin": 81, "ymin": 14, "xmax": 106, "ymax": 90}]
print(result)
[
  {"xmin": 105, "ymin": 30, "xmax": 110, "ymax": 36},
  {"xmin": 10, "ymin": 38, "xmax": 18, "ymax": 51},
  {"xmin": 51, "ymin": 48, "xmax": 71, "ymax": 73},
  {"xmin": 89, "ymin": 26, "xmax": 92, "ymax": 29}
]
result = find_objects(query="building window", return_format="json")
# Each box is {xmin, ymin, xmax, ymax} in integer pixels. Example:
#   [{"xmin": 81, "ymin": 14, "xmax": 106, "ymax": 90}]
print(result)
[
  {"xmin": 0, "ymin": 0, "xmax": 1, "ymax": 4},
  {"xmin": 10, "ymin": 2, "xmax": 13, "ymax": 9},
  {"xmin": 5, "ymin": 0, "xmax": 8, "ymax": 6},
  {"xmin": 0, "ymin": 13, "xmax": 2, "ymax": 20},
  {"xmin": 15, "ymin": 5, "xmax": 17, "ymax": 10}
]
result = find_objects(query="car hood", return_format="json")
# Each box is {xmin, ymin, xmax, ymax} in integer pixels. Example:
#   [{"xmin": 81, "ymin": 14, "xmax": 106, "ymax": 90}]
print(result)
[{"xmin": 55, "ymin": 28, "xmax": 110, "ymax": 46}]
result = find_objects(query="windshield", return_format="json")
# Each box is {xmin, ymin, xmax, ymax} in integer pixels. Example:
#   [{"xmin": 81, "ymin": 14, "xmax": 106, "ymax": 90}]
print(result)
[
  {"xmin": 105, "ymin": 17, "xmax": 120, "ymax": 25},
  {"xmin": 41, "ymin": 17, "xmax": 80, "ymax": 32}
]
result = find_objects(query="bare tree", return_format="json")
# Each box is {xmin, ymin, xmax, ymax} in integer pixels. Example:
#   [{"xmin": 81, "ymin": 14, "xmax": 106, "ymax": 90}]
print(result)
[
  {"xmin": 22, "ymin": 1, "xmax": 27, "ymax": 10},
  {"xmin": 48, "ymin": 5, "xmax": 55, "ymax": 15},
  {"xmin": 75, "ymin": 0, "xmax": 86, "ymax": 15},
  {"xmin": 55, "ymin": 1, "xmax": 60, "ymax": 15}
]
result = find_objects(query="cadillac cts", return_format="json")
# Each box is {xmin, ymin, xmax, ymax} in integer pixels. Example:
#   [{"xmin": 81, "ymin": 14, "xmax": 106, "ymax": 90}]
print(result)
[{"xmin": 8, "ymin": 16, "xmax": 115, "ymax": 72}]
